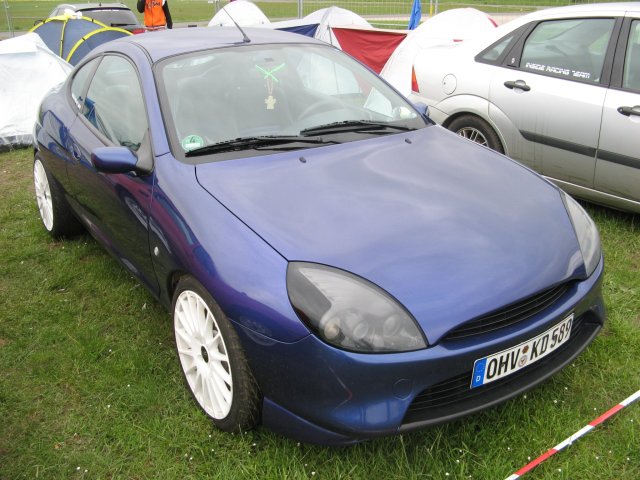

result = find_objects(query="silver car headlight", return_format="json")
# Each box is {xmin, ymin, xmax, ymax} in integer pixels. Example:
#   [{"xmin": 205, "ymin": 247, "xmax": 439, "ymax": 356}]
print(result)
[
  {"xmin": 561, "ymin": 192, "xmax": 601, "ymax": 277},
  {"xmin": 287, "ymin": 262, "xmax": 427, "ymax": 353}
]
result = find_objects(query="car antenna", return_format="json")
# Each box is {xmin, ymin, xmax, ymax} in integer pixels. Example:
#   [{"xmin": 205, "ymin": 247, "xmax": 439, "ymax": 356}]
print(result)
[{"xmin": 224, "ymin": 9, "xmax": 251, "ymax": 43}]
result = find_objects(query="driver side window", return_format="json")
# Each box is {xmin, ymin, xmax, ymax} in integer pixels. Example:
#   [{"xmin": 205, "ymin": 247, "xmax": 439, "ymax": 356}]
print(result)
[{"xmin": 83, "ymin": 55, "xmax": 148, "ymax": 151}]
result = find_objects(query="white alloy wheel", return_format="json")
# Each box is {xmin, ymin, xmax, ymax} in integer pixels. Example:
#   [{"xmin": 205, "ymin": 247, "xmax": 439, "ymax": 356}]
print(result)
[
  {"xmin": 34, "ymin": 159, "xmax": 54, "ymax": 231},
  {"xmin": 174, "ymin": 289, "xmax": 233, "ymax": 419}
]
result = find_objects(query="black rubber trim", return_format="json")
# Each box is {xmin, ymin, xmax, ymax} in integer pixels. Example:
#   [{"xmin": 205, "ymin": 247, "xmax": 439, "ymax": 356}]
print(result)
[
  {"xmin": 520, "ymin": 130, "xmax": 596, "ymax": 157},
  {"xmin": 597, "ymin": 149, "xmax": 640, "ymax": 169}
]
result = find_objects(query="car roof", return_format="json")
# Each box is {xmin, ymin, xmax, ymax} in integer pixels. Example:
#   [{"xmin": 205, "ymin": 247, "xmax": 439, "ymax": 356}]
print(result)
[
  {"xmin": 531, "ymin": 2, "xmax": 640, "ymax": 16},
  {"xmin": 56, "ymin": 3, "xmax": 130, "ymax": 11},
  {"xmin": 100, "ymin": 27, "xmax": 326, "ymax": 63}
]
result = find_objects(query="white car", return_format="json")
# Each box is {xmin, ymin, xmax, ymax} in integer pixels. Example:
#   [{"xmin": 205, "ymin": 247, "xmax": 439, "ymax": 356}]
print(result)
[{"xmin": 404, "ymin": 2, "xmax": 640, "ymax": 214}]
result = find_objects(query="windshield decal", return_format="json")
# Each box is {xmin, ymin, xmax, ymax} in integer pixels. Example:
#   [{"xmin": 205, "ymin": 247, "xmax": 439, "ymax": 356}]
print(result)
[{"xmin": 181, "ymin": 134, "xmax": 205, "ymax": 151}]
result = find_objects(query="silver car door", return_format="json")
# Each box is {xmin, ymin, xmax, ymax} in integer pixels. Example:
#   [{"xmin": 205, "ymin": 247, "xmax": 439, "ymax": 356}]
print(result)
[
  {"xmin": 595, "ymin": 18, "xmax": 640, "ymax": 209},
  {"xmin": 488, "ymin": 17, "xmax": 618, "ymax": 187}
]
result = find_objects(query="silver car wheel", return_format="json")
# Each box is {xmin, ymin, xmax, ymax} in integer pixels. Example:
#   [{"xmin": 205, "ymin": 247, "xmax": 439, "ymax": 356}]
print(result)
[
  {"xmin": 34, "ymin": 158, "xmax": 54, "ymax": 231},
  {"xmin": 456, "ymin": 127, "xmax": 489, "ymax": 147},
  {"xmin": 174, "ymin": 289, "xmax": 233, "ymax": 419}
]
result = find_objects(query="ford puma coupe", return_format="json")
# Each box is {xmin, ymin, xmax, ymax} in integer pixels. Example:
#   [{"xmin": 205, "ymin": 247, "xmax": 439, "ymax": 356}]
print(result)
[{"xmin": 33, "ymin": 28, "xmax": 605, "ymax": 445}]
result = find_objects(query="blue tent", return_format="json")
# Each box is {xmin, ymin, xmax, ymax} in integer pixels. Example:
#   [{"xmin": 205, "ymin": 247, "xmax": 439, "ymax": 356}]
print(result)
[{"xmin": 30, "ymin": 15, "xmax": 131, "ymax": 65}]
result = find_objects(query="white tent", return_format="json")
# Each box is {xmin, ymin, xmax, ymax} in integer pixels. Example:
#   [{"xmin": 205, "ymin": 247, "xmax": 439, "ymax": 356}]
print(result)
[
  {"xmin": 0, "ymin": 33, "xmax": 73, "ymax": 147},
  {"xmin": 381, "ymin": 8, "xmax": 496, "ymax": 97},
  {"xmin": 208, "ymin": 0, "xmax": 270, "ymax": 27},
  {"xmin": 303, "ymin": 6, "xmax": 371, "ymax": 47}
]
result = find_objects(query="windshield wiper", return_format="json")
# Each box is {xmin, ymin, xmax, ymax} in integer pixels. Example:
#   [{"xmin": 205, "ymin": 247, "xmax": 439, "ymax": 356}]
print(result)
[
  {"xmin": 185, "ymin": 135, "xmax": 334, "ymax": 157},
  {"xmin": 300, "ymin": 120, "xmax": 415, "ymax": 136}
]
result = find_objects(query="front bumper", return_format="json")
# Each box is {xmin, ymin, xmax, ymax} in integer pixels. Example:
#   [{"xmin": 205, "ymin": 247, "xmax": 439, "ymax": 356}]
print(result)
[{"xmin": 233, "ymin": 259, "xmax": 605, "ymax": 445}]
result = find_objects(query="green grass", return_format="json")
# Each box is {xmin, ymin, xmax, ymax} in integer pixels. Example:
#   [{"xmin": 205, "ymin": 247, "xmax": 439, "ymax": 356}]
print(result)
[
  {"xmin": 0, "ymin": 146, "xmax": 639, "ymax": 479},
  {"xmin": 3, "ymin": 1, "xmax": 630, "ymax": 33}
]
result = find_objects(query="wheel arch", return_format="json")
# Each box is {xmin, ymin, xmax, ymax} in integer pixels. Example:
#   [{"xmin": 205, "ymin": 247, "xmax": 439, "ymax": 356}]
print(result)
[{"xmin": 434, "ymin": 95, "xmax": 511, "ymax": 156}]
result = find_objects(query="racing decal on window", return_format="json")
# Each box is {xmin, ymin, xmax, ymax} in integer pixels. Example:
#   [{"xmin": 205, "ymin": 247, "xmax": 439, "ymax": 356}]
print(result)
[{"xmin": 524, "ymin": 62, "xmax": 590, "ymax": 80}]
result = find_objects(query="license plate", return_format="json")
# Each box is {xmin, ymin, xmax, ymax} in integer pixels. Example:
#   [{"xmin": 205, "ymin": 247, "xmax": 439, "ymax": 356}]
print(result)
[{"xmin": 470, "ymin": 313, "xmax": 574, "ymax": 389}]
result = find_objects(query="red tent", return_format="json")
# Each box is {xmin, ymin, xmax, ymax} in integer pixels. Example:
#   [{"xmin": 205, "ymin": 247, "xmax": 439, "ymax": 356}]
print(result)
[{"xmin": 331, "ymin": 26, "xmax": 407, "ymax": 74}]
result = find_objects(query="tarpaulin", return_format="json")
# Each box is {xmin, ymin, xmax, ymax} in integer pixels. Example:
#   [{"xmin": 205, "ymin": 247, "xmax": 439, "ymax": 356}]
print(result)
[
  {"xmin": 277, "ymin": 23, "xmax": 319, "ymax": 38},
  {"xmin": 0, "ymin": 33, "xmax": 72, "ymax": 147},
  {"xmin": 331, "ymin": 27, "xmax": 407, "ymax": 73}
]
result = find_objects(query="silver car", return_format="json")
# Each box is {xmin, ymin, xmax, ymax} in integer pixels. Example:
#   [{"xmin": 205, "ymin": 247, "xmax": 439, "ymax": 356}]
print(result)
[
  {"xmin": 407, "ymin": 3, "xmax": 640, "ymax": 214},
  {"xmin": 47, "ymin": 3, "xmax": 145, "ymax": 33}
]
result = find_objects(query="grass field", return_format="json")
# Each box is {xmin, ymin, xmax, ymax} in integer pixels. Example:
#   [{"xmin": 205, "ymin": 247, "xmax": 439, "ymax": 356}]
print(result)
[{"xmin": 0, "ymin": 146, "xmax": 638, "ymax": 479}]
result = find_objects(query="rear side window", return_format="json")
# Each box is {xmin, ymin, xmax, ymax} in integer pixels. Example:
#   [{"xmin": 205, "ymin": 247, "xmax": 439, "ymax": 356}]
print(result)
[
  {"xmin": 520, "ymin": 18, "xmax": 615, "ymax": 83},
  {"xmin": 83, "ymin": 55, "xmax": 148, "ymax": 151},
  {"xmin": 478, "ymin": 32, "xmax": 518, "ymax": 64}
]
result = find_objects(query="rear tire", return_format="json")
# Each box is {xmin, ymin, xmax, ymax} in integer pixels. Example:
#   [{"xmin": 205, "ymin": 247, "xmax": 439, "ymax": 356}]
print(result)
[
  {"xmin": 172, "ymin": 276, "xmax": 261, "ymax": 432},
  {"xmin": 447, "ymin": 115, "xmax": 504, "ymax": 154},
  {"xmin": 33, "ymin": 155, "xmax": 83, "ymax": 238}
]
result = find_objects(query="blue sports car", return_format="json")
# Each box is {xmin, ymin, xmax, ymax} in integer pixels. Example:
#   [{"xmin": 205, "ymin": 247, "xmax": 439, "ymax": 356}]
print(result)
[{"xmin": 33, "ymin": 27, "xmax": 605, "ymax": 445}]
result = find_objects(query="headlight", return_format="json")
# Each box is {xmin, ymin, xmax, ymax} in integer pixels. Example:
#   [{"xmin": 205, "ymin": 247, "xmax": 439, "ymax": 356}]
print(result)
[
  {"xmin": 287, "ymin": 262, "xmax": 427, "ymax": 353},
  {"xmin": 561, "ymin": 192, "xmax": 601, "ymax": 276}
]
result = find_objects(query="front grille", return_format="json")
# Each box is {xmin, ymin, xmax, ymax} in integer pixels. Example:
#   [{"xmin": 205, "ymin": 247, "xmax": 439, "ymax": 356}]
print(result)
[
  {"xmin": 401, "ymin": 314, "xmax": 595, "ymax": 428},
  {"xmin": 443, "ymin": 283, "xmax": 572, "ymax": 340}
]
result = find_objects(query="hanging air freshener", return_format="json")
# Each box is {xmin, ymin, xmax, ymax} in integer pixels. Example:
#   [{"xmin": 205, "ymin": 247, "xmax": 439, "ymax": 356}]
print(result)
[{"xmin": 255, "ymin": 63, "xmax": 285, "ymax": 110}]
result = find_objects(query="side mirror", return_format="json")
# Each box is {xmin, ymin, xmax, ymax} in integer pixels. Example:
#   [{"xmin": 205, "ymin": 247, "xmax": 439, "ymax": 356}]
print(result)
[
  {"xmin": 412, "ymin": 102, "xmax": 430, "ymax": 119},
  {"xmin": 91, "ymin": 147, "xmax": 138, "ymax": 174}
]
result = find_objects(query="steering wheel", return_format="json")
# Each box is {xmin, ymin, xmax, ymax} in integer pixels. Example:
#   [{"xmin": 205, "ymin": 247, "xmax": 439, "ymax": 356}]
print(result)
[{"xmin": 297, "ymin": 99, "xmax": 339, "ymax": 120}]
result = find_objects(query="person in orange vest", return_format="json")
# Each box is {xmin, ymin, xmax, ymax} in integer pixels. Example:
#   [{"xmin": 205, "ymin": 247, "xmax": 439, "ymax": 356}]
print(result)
[{"xmin": 137, "ymin": 0, "xmax": 173, "ymax": 31}]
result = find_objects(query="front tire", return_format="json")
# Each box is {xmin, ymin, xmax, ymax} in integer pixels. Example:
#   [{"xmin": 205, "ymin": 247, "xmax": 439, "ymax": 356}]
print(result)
[
  {"xmin": 33, "ymin": 155, "xmax": 83, "ymax": 238},
  {"xmin": 172, "ymin": 276, "xmax": 260, "ymax": 432},
  {"xmin": 447, "ymin": 115, "xmax": 504, "ymax": 153}
]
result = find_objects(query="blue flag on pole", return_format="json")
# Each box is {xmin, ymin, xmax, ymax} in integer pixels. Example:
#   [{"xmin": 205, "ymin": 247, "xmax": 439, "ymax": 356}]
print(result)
[{"xmin": 408, "ymin": 0, "xmax": 421, "ymax": 30}]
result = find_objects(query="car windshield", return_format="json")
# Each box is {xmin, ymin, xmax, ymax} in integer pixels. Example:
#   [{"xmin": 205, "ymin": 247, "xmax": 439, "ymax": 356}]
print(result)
[{"xmin": 157, "ymin": 43, "xmax": 428, "ymax": 161}]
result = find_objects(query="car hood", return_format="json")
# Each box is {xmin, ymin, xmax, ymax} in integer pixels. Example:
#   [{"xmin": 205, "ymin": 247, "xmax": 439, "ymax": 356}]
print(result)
[{"xmin": 196, "ymin": 126, "xmax": 584, "ymax": 343}]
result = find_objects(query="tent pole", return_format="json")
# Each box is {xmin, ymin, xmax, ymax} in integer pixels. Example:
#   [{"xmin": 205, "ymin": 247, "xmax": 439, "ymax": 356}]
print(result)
[{"xmin": 3, "ymin": 0, "xmax": 14, "ymax": 38}]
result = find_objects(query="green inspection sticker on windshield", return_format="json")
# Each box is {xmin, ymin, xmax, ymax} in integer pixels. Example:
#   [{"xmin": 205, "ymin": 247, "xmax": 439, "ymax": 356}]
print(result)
[{"xmin": 181, "ymin": 135, "xmax": 204, "ymax": 151}]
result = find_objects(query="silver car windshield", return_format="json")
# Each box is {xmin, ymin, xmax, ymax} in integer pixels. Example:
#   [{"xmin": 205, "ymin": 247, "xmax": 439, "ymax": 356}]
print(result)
[{"xmin": 157, "ymin": 43, "xmax": 427, "ymax": 159}]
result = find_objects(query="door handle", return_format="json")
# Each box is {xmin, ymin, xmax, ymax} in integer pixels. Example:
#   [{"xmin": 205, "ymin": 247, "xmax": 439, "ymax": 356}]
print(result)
[
  {"xmin": 617, "ymin": 105, "xmax": 640, "ymax": 117},
  {"xmin": 504, "ymin": 80, "xmax": 531, "ymax": 92}
]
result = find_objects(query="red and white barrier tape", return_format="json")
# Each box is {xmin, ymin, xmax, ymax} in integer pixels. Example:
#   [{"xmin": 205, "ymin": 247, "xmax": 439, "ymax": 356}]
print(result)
[{"xmin": 505, "ymin": 388, "xmax": 640, "ymax": 479}]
